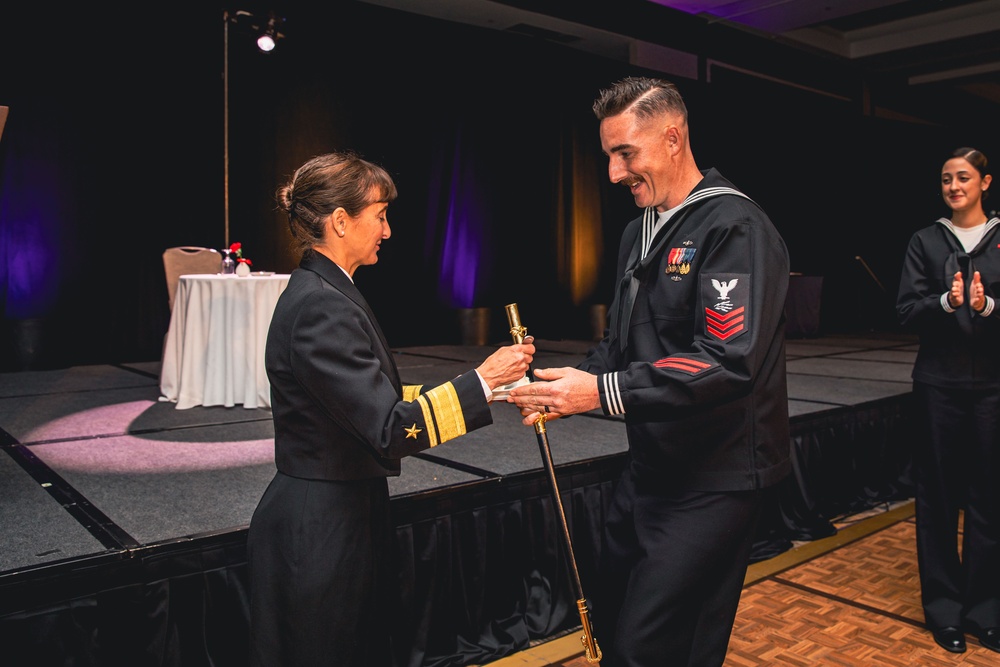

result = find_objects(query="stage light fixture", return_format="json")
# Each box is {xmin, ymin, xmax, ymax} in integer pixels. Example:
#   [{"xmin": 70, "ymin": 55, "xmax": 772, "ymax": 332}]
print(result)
[{"xmin": 256, "ymin": 13, "xmax": 284, "ymax": 53}]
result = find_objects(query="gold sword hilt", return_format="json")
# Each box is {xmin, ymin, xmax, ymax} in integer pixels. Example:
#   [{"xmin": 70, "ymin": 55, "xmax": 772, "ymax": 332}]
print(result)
[
  {"xmin": 505, "ymin": 303, "xmax": 546, "ymax": 429},
  {"xmin": 506, "ymin": 302, "xmax": 528, "ymax": 344}
]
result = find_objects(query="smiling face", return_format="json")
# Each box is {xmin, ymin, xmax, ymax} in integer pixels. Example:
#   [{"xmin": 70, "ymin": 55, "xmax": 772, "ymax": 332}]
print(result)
[
  {"xmin": 599, "ymin": 108, "xmax": 683, "ymax": 211},
  {"xmin": 941, "ymin": 156, "xmax": 991, "ymax": 215}
]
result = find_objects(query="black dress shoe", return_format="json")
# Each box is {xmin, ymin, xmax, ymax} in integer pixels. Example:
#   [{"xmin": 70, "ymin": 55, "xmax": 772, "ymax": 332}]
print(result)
[
  {"xmin": 974, "ymin": 627, "xmax": 1000, "ymax": 653},
  {"xmin": 931, "ymin": 627, "xmax": 966, "ymax": 653}
]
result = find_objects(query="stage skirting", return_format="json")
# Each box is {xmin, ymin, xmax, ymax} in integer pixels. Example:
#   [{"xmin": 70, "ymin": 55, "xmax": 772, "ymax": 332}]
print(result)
[
  {"xmin": 0, "ymin": 401, "xmax": 913, "ymax": 667},
  {"xmin": 0, "ymin": 334, "xmax": 918, "ymax": 666}
]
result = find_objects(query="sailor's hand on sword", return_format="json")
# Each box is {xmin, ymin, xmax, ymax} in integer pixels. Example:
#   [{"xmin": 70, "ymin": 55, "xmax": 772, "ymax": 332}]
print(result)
[{"xmin": 507, "ymin": 366, "xmax": 600, "ymax": 426}]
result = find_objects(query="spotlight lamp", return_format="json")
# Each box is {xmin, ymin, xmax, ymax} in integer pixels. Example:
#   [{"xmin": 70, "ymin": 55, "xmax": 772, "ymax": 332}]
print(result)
[
  {"xmin": 224, "ymin": 9, "xmax": 286, "ymax": 54},
  {"xmin": 256, "ymin": 11, "xmax": 285, "ymax": 53}
]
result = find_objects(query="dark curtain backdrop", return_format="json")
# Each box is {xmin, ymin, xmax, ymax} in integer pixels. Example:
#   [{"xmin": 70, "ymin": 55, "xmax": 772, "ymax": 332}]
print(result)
[
  {"xmin": 226, "ymin": 1, "xmax": 638, "ymax": 347},
  {"xmin": 0, "ymin": 1, "xmax": 994, "ymax": 371}
]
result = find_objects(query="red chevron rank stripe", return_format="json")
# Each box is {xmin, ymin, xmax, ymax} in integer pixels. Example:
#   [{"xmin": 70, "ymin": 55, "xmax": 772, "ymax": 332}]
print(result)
[
  {"xmin": 653, "ymin": 357, "xmax": 712, "ymax": 374},
  {"xmin": 705, "ymin": 306, "xmax": 745, "ymax": 340}
]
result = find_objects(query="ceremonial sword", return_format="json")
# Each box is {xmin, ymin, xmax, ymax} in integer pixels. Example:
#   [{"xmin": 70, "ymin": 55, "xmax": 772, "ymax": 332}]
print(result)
[{"xmin": 505, "ymin": 303, "xmax": 602, "ymax": 664}]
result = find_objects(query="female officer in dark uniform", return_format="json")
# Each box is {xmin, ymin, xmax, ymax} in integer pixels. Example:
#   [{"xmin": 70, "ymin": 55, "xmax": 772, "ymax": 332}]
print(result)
[
  {"xmin": 897, "ymin": 147, "xmax": 1000, "ymax": 655},
  {"xmin": 247, "ymin": 151, "xmax": 535, "ymax": 667}
]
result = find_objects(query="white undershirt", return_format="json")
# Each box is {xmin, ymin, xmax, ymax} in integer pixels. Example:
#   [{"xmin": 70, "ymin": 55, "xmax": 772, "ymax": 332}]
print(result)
[
  {"xmin": 950, "ymin": 222, "xmax": 986, "ymax": 253},
  {"xmin": 644, "ymin": 203, "xmax": 684, "ymax": 259}
]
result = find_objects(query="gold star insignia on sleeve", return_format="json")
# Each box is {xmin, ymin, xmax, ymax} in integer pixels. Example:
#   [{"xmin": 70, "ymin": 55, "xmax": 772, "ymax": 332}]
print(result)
[{"xmin": 404, "ymin": 423, "xmax": 422, "ymax": 439}]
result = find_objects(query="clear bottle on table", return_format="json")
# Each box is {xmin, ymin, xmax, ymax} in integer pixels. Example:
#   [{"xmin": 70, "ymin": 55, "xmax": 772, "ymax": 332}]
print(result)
[{"xmin": 221, "ymin": 249, "xmax": 236, "ymax": 275}]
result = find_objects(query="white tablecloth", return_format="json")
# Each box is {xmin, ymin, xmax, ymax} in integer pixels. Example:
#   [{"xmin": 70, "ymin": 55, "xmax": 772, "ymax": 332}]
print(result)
[{"xmin": 160, "ymin": 273, "xmax": 290, "ymax": 409}]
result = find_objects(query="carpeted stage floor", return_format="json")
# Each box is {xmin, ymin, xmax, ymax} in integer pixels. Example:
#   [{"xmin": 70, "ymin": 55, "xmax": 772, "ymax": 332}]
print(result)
[{"xmin": 0, "ymin": 333, "xmax": 919, "ymax": 666}]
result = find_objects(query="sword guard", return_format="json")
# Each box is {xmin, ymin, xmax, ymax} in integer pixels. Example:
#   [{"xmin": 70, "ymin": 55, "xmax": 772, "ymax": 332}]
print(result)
[{"xmin": 534, "ymin": 414, "xmax": 547, "ymax": 433}]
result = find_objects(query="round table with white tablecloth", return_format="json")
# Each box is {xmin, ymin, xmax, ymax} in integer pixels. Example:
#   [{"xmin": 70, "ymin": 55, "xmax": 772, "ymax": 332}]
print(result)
[{"xmin": 160, "ymin": 273, "xmax": 290, "ymax": 409}]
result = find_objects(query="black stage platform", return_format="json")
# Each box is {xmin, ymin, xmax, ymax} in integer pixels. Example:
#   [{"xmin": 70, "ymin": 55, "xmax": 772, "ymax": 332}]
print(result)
[{"xmin": 0, "ymin": 333, "xmax": 918, "ymax": 667}]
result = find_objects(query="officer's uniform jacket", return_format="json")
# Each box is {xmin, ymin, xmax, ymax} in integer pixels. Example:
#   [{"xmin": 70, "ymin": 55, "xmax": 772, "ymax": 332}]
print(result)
[{"xmin": 265, "ymin": 250, "xmax": 493, "ymax": 480}]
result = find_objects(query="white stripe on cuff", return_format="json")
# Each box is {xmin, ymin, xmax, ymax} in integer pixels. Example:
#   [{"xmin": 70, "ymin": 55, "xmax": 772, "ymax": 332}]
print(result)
[{"xmin": 603, "ymin": 371, "xmax": 624, "ymax": 415}]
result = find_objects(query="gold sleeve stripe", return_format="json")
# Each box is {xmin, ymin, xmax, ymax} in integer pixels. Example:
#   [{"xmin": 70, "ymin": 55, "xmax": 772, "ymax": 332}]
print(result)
[
  {"xmin": 402, "ymin": 385, "xmax": 423, "ymax": 402},
  {"xmin": 415, "ymin": 395, "xmax": 439, "ymax": 448},
  {"xmin": 425, "ymin": 382, "xmax": 467, "ymax": 443}
]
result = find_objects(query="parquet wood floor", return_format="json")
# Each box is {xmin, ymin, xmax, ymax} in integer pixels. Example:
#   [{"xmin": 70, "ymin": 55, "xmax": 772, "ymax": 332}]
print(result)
[{"xmin": 491, "ymin": 502, "xmax": 1000, "ymax": 666}]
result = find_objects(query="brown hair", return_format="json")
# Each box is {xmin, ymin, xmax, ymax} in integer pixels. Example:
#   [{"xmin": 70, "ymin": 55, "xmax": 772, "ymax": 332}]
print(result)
[
  {"xmin": 277, "ymin": 151, "xmax": 398, "ymax": 255},
  {"xmin": 592, "ymin": 76, "xmax": 688, "ymax": 124}
]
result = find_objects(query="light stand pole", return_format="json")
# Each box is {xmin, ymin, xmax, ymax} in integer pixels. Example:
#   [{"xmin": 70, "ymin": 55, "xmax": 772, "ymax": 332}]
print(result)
[
  {"xmin": 224, "ymin": 11, "xmax": 232, "ymax": 249},
  {"xmin": 223, "ymin": 9, "xmax": 283, "ymax": 250}
]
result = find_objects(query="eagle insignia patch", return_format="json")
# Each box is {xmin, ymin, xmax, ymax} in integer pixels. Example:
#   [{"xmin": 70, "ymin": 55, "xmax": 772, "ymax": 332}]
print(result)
[{"xmin": 703, "ymin": 273, "xmax": 749, "ymax": 341}]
